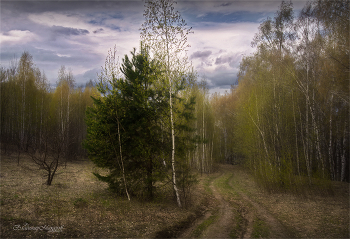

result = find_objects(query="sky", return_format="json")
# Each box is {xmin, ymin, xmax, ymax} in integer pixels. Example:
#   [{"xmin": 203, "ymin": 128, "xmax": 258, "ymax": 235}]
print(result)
[{"xmin": 0, "ymin": 0, "xmax": 307, "ymax": 94}]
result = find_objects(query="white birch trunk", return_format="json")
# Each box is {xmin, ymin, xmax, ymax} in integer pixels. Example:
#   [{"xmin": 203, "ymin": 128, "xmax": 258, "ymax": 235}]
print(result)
[{"xmin": 169, "ymin": 87, "xmax": 181, "ymax": 207}]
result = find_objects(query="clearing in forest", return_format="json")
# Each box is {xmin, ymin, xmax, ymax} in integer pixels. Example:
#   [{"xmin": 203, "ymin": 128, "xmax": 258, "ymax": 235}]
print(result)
[{"xmin": 1, "ymin": 156, "xmax": 348, "ymax": 238}]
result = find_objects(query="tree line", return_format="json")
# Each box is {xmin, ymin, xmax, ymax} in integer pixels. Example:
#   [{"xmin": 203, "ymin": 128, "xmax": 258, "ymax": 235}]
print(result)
[
  {"xmin": 211, "ymin": 0, "xmax": 349, "ymax": 189},
  {"xmin": 0, "ymin": 0, "xmax": 213, "ymax": 207},
  {"xmin": 0, "ymin": 52, "xmax": 99, "ymax": 184},
  {"xmin": 1, "ymin": 0, "xmax": 346, "ymax": 203}
]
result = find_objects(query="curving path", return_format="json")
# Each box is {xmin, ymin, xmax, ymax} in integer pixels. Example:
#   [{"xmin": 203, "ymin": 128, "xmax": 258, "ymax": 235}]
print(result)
[{"xmin": 178, "ymin": 165, "xmax": 290, "ymax": 238}]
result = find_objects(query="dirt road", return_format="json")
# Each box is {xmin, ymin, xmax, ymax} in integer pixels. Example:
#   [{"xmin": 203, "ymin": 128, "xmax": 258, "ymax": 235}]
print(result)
[
  {"xmin": 179, "ymin": 165, "xmax": 293, "ymax": 238},
  {"xmin": 179, "ymin": 164, "xmax": 349, "ymax": 238}
]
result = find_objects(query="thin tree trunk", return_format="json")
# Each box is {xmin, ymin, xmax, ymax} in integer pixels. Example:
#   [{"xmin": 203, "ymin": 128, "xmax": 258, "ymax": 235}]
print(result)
[
  {"xmin": 292, "ymin": 91, "xmax": 300, "ymax": 175},
  {"xmin": 310, "ymin": 89, "xmax": 324, "ymax": 177},
  {"xmin": 328, "ymin": 94, "xmax": 334, "ymax": 180},
  {"xmin": 202, "ymin": 97, "xmax": 205, "ymax": 174},
  {"xmin": 250, "ymin": 96, "xmax": 270, "ymax": 166},
  {"xmin": 65, "ymin": 90, "xmax": 70, "ymax": 168},
  {"xmin": 224, "ymin": 128, "xmax": 227, "ymax": 162},
  {"xmin": 21, "ymin": 73, "xmax": 25, "ymax": 152},
  {"xmin": 340, "ymin": 127, "xmax": 347, "ymax": 182},
  {"xmin": 170, "ymin": 89, "xmax": 181, "ymax": 207},
  {"xmin": 165, "ymin": 10, "xmax": 181, "ymax": 207},
  {"xmin": 210, "ymin": 137, "xmax": 213, "ymax": 173},
  {"xmin": 306, "ymin": 88, "xmax": 311, "ymax": 178},
  {"xmin": 336, "ymin": 135, "xmax": 340, "ymax": 181},
  {"xmin": 116, "ymin": 117, "xmax": 130, "ymax": 201}
]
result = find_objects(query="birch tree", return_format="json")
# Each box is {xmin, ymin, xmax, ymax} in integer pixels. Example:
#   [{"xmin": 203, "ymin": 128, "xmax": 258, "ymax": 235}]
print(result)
[
  {"xmin": 212, "ymin": 0, "xmax": 349, "ymax": 190},
  {"xmin": 55, "ymin": 66, "xmax": 75, "ymax": 164},
  {"xmin": 140, "ymin": 0, "xmax": 193, "ymax": 207}
]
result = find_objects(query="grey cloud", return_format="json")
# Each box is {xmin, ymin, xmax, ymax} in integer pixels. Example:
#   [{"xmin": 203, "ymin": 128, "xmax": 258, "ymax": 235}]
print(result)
[
  {"xmin": 215, "ymin": 56, "xmax": 232, "ymax": 65},
  {"xmin": 195, "ymin": 63, "xmax": 240, "ymax": 91},
  {"xmin": 93, "ymin": 28, "xmax": 104, "ymax": 34},
  {"xmin": 75, "ymin": 67, "xmax": 100, "ymax": 85},
  {"xmin": 0, "ymin": 44, "xmax": 104, "ymax": 85},
  {"xmin": 207, "ymin": 71, "xmax": 238, "ymax": 89},
  {"xmin": 1, "ymin": 1, "xmax": 144, "ymax": 14},
  {"xmin": 195, "ymin": 67, "xmax": 238, "ymax": 91},
  {"xmin": 51, "ymin": 25, "xmax": 89, "ymax": 36},
  {"xmin": 215, "ymin": 53, "xmax": 242, "ymax": 68},
  {"xmin": 190, "ymin": 50, "xmax": 212, "ymax": 60},
  {"xmin": 219, "ymin": 2, "xmax": 232, "ymax": 7}
]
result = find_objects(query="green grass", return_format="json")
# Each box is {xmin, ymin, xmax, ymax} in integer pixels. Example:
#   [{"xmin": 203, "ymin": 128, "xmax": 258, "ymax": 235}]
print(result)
[
  {"xmin": 214, "ymin": 173, "xmax": 235, "ymax": 196},
  {"xmin": 203, "ymin": 174, "xmax": 217, "ymax": 195},
  {"xmin": 191, "ymin": 213, "xmax": 219, "ymax": 237},
  {"xmin": 73, "ymin": 197, "xmax": 88, "ymax": 208},
  {"xmin": 229, "ymin": 210, "xmax": 244, "ymax": 238},
  {"xmin": 251, "ymin": 218, "xmax": 270, "ymax": 238}
]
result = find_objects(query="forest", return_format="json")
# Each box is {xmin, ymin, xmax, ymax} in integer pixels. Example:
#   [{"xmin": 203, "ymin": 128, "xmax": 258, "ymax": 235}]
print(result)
[
  {"xmin": 1, "ymin": 0, "xmax": 349, "ymax": 238},
  {"xmin": 212, "ymin": 0, "xmax": 349, "ymax": 189}
]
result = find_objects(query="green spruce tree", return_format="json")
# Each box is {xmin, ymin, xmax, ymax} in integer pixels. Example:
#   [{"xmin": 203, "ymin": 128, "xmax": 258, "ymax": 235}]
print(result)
[{"xmin": 85, "ymin": 45, "xmax": 170, "ymax": 199}]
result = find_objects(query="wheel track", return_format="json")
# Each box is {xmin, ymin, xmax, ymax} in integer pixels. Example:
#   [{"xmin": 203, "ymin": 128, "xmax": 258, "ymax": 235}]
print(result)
[
  {"xmin": 178, "ymin": 165, "xmax": 292, "ymax": 238},
  {"xmin": 201, "ymin": 174, "xmax": 235, "ymax": 238},
  {"xmin": 227, "ymin": 168, "xmax": 292, "ymax": 238}
]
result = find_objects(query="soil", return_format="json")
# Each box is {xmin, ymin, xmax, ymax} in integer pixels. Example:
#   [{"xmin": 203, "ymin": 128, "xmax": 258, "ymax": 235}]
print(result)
[
  {"xmin": 179, "ymin": 172, "xmax": 236, "ymax": 238},
  {"xmin": 230, "ymin": 178, "xmax": 292, "ymax": 238},
  {"xmin": 202, "ymin": 175, "xmax": 235, "ymax": 238}
]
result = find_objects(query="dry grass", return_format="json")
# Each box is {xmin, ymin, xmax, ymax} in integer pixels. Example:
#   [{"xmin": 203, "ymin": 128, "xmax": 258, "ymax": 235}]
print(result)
[
  {"xmin": 229, "ymin": 165, "xmax": 350, "ymax": 238},
  {"xmin": 2, "ymin": 155, "xmax": 348, "ymax": 238},
  {"xmin": 0, "ymin": 154, "xmax": 203, "ymax": 238}
]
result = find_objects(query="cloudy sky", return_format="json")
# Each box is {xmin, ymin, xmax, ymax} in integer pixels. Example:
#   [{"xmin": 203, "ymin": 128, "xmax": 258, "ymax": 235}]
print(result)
[{"xmin": 0, "ymin": 0, "xmax": 307, "ymax": 94}]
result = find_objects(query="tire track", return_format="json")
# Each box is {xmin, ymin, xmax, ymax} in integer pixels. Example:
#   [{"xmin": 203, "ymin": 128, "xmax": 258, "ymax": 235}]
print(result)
[
  {"xmin": 178, "ymin": 165, "xmax": 292, "ymax": 238},
  {"xmin": 201, "ymin": 174, "xmax": 235, "ymax": 238},
  {"xmin": 227, "ymin": 170, "xmax": 292, "ymax": 238}
]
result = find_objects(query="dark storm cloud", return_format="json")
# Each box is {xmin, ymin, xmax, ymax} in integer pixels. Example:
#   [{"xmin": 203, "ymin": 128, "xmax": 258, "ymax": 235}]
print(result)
[
  {"xmin": 190, "ymin": 50, "xmax": 212, "ymax": 60},
  {"xmin": 1, "ymin": 1, "xmax": 140, "ymax": 14},
  {"xmin": 207, "ymin": 70, "xmax": 238, "ymax": 89},
  {"xmin": 51, "ymin": 25, "xmax": 89, "ymax": 36}
]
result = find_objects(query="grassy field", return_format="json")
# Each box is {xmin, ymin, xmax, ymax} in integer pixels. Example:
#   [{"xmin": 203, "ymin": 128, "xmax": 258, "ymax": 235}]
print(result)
[
  {"xmin": 0, "ymin": 155, "xmax": 208, "ymax": 238},
  {"xmin": 228, "ymin": 165, "xmax": 349, "ymax": 238},
  {"xmin": 1, "ymin": 154, "xmax": 349, "ymax": 238}
]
